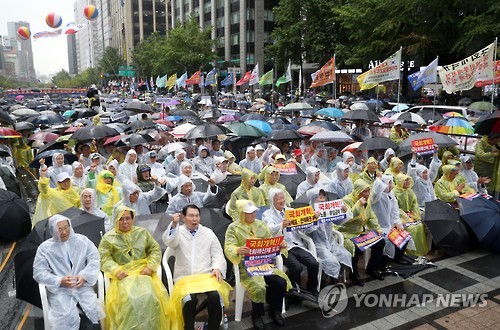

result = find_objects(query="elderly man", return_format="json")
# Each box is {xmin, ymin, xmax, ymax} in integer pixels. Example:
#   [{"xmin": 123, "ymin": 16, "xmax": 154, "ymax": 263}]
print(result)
[
  {"xmin": 166, "ymin": 176, "xmax": 218, "ymax": 215},
  {"xmin": 166, "ymin": 148, "xmax": 187, "ymax": 176},
  {"xmin": 33, "ymin": 214, "xmax": 104, "ymax": 329},
  {"xmin": 239, "ymin": 146, "xmax": 262, "ymax": 174},
  {"xmin": 163, "ymin": 205, "xmax": 231, "ymax": 330}
]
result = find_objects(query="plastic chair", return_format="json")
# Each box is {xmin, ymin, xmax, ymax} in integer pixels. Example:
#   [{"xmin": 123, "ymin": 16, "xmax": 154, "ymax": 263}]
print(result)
[
  {"xmin": 233, "ymin": 255, "xmax": 286, "ymax": 322},
  {"xmin": 39, "ymin": 272, "xmax": 105, "ymax": 330}
]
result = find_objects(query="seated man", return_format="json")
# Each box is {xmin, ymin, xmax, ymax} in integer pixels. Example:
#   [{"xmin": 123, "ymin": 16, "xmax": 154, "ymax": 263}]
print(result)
[
  {"xmin": 166, "ymin": 175, "xmax": 218, "ymax": 215},
  {"xmin": 163, "ymin": 205, "xmax": 231, "ymax": 330},
  {"xmin": 227, "ymin": 169, "xmax": 266, "ymax": 221},
  {"xmin": 33, "ymin": 214, "xmax": 104, "ymax": 329}
]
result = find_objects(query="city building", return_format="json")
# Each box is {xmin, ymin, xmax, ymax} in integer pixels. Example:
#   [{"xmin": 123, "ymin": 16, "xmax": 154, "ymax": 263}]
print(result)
[{"xmin": 6, "ymin": 21, "xmax": 36, "ymax": 81}]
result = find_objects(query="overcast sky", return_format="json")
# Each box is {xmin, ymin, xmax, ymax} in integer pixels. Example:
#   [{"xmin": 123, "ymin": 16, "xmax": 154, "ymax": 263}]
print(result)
[{"xmin": 0, "ymin": 0, "xmax": 75, "ymax": 78}]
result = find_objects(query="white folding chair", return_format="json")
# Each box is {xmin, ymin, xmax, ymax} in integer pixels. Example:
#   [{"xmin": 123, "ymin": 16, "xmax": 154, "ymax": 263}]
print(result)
[
  {"xmin": 297, "ymin": 232, "xmax": 323, "ymax": 291},
  {"xmin": 233, "ymin": 255, "xmax": 286, "ymax": 322},
  {"xmin": 39, "ymin": 272, "xmax": 105, "ymax": 330}
]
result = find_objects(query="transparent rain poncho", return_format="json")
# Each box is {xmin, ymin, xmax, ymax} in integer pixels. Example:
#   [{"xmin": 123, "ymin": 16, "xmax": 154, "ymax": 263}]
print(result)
[
  {"xmin": 80, "ymin": 188, "xmax": 112, "ymax": 232},
  {"xmin": 33, "ymin": 214, "xmax": 104, "ymax": 329},
  {"xmin": 98, "ymin": 205, "xmax": 171, "ymax": 329},
  {"xmin": 227, "ymin": 168, "xmax": 266, "ymax": 221}
]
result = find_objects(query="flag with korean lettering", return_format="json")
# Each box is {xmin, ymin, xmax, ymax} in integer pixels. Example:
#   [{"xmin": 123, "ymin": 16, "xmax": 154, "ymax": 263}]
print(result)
[
  {"xmin": 243, "ymin": 236, "xmax": 284, "ymax": 277},
  {"xmin": 259, "ymin": 69, "xmax": 274, "ymax": 86},
  {"xmin": 360, "ymin": 48, "xmax": 402, "ymax": 85},
  {"xmin": 310, "ymin": 57, "xmax": 335, "ymax": 88},
  {"xmin": 221, "ymin": 73, "xmax": 234, "ymax": 86},
  {"xmin": 285, "ymin": 206, "xmax": 317, "ymax": 232},
  {"xmin": 408, "ymin": 71, "xmax": 422, "ymax": 91},
  {"xmin": 314, "ymin": 199, "xmax": 348, "ymax": 225},
  {"xmin": 438, "ymin": 41, "xmax": 496, "ymax": 94},
  {"xmin": 249, "ymin": 64, "xmax": 260, "ymax": 86}
]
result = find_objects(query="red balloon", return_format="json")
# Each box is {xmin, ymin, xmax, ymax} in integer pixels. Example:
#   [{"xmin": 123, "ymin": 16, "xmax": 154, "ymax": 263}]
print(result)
[{"xmin": 17, "ymin": 27, "xmax": 30, "ymax": 40}]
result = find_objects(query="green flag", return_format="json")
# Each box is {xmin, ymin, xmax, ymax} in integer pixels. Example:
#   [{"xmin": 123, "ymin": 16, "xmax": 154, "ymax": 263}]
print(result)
[
  {"xmin": 276, "ymin": 61, "xmax": 291, "ymax": 87},
  {"xmin": 259, "ymin": 69, "xmax": 274, "ymax": 86}
]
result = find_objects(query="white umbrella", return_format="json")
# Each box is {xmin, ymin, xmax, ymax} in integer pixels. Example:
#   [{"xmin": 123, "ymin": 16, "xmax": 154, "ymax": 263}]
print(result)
[
  {"xmin": 170, "ymin": 123, "xmax": 196, "ymax": 139},
  {"xmin": 390, "ymin": 112, "xmax": 426, "ymax": 125},
  {"xmin": 281, "ymin": 102, "xmax": 314, "ymax": 112},
  {"xmin": 310, "ymin": 131, "xmax": 354, "ymax": 143},
  {"xmin": 158, "ymin": 142, "xmax": 191, "ymax": 158},
  {"xmin": 392, "ymin": 104, "xmax": 409, "ymax": 112},
  {"xmin": 350, "ymin": 102, "xmax": 370, "ymax": 111}
]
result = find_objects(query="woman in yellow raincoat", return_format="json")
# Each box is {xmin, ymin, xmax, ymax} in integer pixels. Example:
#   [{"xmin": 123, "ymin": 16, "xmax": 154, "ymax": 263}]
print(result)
[
  {"xmin": 224, "ymin": 150, "xmax": 242, "ymax": 175},
  {"xmin": 384, "ymin": 156, "xmax": 404, "ymax": 178},
  {"xmin": 98, "ymin": 204, "xmax": 171, "ymax": 330},
  {"xmin": 434, "ymin": 165, "xmax": 474, "ymax": 203},
  {"xmin": 436, "ymin": 150, "xmax": 457, "ymax": 181},
  {"xmin": 227, "ymin": 168, "xmax": 266, "ymax": 221},
  {"xmin": 258, "ymin": 166, "xmax": 293, "ymax": 207},
  {"xmin": 359, "ymin": 157, "xmax": 382, "ymax": 186},
  {"xmin": 224, "ymin": 200, "xmax": 291, "ymax": 329},
  {"xmin": 392, "ymin": 173, "xmax": 429, "ymax": 256},
  {"xmin": 87, "ymin": 169, "xmax": 122, "ymax": 217}
]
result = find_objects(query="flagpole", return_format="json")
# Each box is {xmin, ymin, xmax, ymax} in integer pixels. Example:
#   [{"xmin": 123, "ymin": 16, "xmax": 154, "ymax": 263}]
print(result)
[
  {"xmin": 433, "ymin": 56, "xmax": 439, "ymax": 120},
  {"xmin": 491, "ymin": 38, "xmax": 498, "ymax": 111},
  {"xmin": 289, "ymin": 59, "xmax": 292, "ymax": 95},
  {"xmin": 333, "ymin": 54, "xmax": 337, "ymax": 101},
  {"xmin": 396, "ymin": 46, "xmax": 402, "ymax": 110}
]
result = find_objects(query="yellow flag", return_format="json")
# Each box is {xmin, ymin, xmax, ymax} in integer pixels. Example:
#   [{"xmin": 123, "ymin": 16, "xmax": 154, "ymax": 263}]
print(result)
[
  {"xmin": 166, "ymin": 74, "xmax": 178, "ymax": 90},
  {"xmin": 356, "ymin": 71, "xmax": 377, "ymax": 91}
]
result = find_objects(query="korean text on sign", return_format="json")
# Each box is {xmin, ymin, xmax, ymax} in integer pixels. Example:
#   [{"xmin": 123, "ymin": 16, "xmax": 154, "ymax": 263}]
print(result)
[
  {"xmin": 314, "ymin": 199, "xmax": 347, "ymax": 225},
  {"xmin": 411, "ymin": 137, "xmax": 436, "ymax": 156},
  {"xmin": 285, "ymin": 206, "xmax": 316, "ymax": 232}
]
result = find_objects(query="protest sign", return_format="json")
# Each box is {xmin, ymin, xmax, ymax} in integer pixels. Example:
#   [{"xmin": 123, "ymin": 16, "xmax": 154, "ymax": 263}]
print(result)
[
  {"xmin": 314, "ymin": 199, "xmax": 347, "ymax": 225},
  {"xmin": 351, "ymin": 230, "xmax": 384, "ymax": 252},
  {"xmin": 285, "ymin": 206, "xmax": 316, "ymax": 232},
  {"xmin": 244, "ymin": 236, "xmax": 284, "ymax": 277},
  {"xmin": 272, "ymin": 162, "xmax": 297, "ymax": 175},
  {"xmin": 387, "ymin": 228, "xmax": 412, "ymax": 250},
  {"xmin": 411, "ymin": 137, "xmax": 436, "ymax": 156}
]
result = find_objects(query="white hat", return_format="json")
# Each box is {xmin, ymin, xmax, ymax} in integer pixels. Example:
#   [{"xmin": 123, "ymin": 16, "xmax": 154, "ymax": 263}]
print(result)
[
  {"xmin": 275, "ymin": 154, "xmax": 286, "ymax": 161},
  {"xmin": 56, "ymin": 172, "xmax": 71, "ymax": 182},
  {"xmin": 394, "ymin": 120, "xmax": 403, "ymax": 126},
  {"xmin": 255, "ymin": 144, "xmax": 264, "ymax": 151},
  {"xmin": 214, "ymin": 156, "xmax": 227, "ymax": 164},
  {"xmin": 244, "ymin": 201, "xmax": 258, "ymax": 214}
]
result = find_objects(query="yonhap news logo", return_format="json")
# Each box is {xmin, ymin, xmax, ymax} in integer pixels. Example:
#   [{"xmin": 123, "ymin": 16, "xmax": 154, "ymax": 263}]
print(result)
[{"xmin": 318, "ymin": 284, "xmax": 348, "ymax": 318}]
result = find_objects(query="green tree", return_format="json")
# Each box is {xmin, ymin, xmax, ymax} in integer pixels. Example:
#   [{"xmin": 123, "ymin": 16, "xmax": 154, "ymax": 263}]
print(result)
[
  {"xmin": 51, "ymin": 69, "xmax": 72, "ymax": 87},
  {"xmin": 99, "ymin": 47, "xmax": 123, "ymax": 79}
]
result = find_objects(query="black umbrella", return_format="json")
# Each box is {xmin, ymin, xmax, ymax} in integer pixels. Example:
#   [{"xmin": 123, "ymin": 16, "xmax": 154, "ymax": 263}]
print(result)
[
  {"xmin": 30, "ymin": 149, "xmax": 78, "ymax": 168},
  {"xmin": 115, "ymin": 133, "xmax": 155, "ymax": 147},
  {"xmin": 398, "ymin": 131, "xmax": 458, "ymax": 156},
  {"xmin": 302, "ymin": 121, "xmax": 341, "ymax": 131},
  {"xmin": 26, "ymin": 111, "xmax": 66, "ymax": 126},
  {"xmin": 0, "ymin": 189, "xmax": 31, "ymax": 241},
  {"xmin": 279, "ymin": 166, "xmax": 306, "ymax": 200},
  {"xmin": 267, "ymin": 129, "xmax": 304, "ymax": 142},
  {"xmin": 205, "ymin": 175, "xmax": 242, "ymax": 209},
  {"xmin": 240, "ymin": 113, "xmax": 266, "ymax": 122},
  {"xmin": 14, "ymin": 121, "xmax": 35, "ymax": 131},
  {"xmin": 416, "ymin": 109, "xmax": 443, "ymax": 123},
  {"xmin": 124, "ymin": 102, "xmax": 154, "ymax": 113},
  {"xmin": 474, "ymin": 111, "xmax": 500, "ymax": 135},
  {"xmin": 14, "ymin": 207, "xmax": 105, "ymax": 308},
  {"xmin": 358, "ymin": 137, "xmax": 398, "ymax": 151},
  {"xmin": 199, "ymin": 207, "xmax": 232, "ymax": 247},
  {"xmin": 267, "ymin": 117, "xmax": 291, "ymax": 125},
  {"xmin": 0, "ymin": 145, "xmax": 12, "ymax": 157},
  {"xmin": 184, "ymin": 123, "xmax": 232, "ymax": 140},
  {"xmin": 291, "ymin": 191, "xmax": 339, "ymax": 208},
  {"xmin": 423, "ymin": 200, "xmax": 469, "ymax": 256},
  {"xmin": 129, "ymin": 120, "xmax": 156, "ymax": 131},
  {"xmin": 171, "ymin": 109, "xmax": 198, "ymax": 117},
  {"xmin": 457, "ymin": 196, "xmax": 500, "ymax": 252},
  {"xmin": 71, "ymin": 125, "xmax": 119, "ymax": 140},
  {"xmin": 70, "ymin": 109, "xmax": 98, "ymax": 120},
  {"xmin": 37, "ymin": 140, "xmax": 67, "ymax": 153},
  {"xmin": 0, "ymin": 109, "xmax": 14, "ymax": 124},
  {"xmin": 0, "ymin": 166, "xmax": 22, "ymax": 197},
  {"xmin": 343, "ymin": 109, "xmax": 380, "ymax": 122}
]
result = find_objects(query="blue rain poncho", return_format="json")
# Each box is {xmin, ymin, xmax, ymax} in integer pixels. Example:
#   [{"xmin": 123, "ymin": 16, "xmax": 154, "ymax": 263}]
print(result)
[
  {"xmin": 33, "ymin": 214, "xmax": 104, "ymax": 329},
  {"xmin": 98, "ymin": 205, "xmax": 171, "ymax": 329}
]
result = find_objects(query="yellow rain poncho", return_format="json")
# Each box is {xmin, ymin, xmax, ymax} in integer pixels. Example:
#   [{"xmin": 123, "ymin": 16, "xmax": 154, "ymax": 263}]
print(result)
[
  {"xmin": 224, "ymin": 200, "xmax": 291, "ymax": 303},
  {"xmin": 98, "ymin": 205, "xmax": 171, "ymax": 330},
  {"xmin": 384, "ymin": 157, "xmax": 403, "ymax": 178},
  {"xmin": 359, "ymin": 157, "xmax": 381, "ymax": 186},
  {"xmin": 475, "ymin": 135, "xmax": 499, "ymax": 193},
  {"xmin": 224, "ymin": 150, "xmax": 242, "ymax": 175},
  {"xmin": 89, "ymin": 170, "xmax": 122, "ymax": 217},
  {"xmin": 258, "ymin": 166, "xmax": 293, "ymax": 207},
  {"xmin": 436, "ymin": 150, "xmax": 456, "ymax": 181},
  {"xmin": 33, "ymin": 177, "xmax": 81, "ymax": 226},
  {"xmin": 389, "ymin": 126, "xmax": 410, "ymax": 144},
  {"xmin": 393, "ymin": 173, "xmax": 428, "ymax": 256},
  {"xmin": 340, "ymin": 179, "xmax": 381, "ymax": 256},
  {"xmin": 227, "ymin": 169, "xmax": 266, "ymax": 221},
  {"xmin": 434, "ymin": 165, "xmax": 474, "ymax": 203}
]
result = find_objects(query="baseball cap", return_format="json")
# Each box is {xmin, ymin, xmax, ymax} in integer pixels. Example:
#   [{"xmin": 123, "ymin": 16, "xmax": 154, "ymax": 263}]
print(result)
[
  {"xmin": 91, "ymin": 153, "xmax": 101, "ymax": 159},
  {"xmin": 148, "ymin": 151, "xmax": 157, "ymax": 158},
  {"xmin": 275, "ymin": 154, "xmax": 286, "ymax": 161},
  {"xmin": 292, "ymin": 149, "xmax": 302, "ymax": 156},
  {"xmin": 56, "ymin": 172, "xmax": 71, "ymax": 182},
  {"xmin": 394, "ymin": 120, "xmax": 403, "ymax": 126},
  {"xmin": 244, "ymin": 201, "xmax": 258, "ymax": 214}
]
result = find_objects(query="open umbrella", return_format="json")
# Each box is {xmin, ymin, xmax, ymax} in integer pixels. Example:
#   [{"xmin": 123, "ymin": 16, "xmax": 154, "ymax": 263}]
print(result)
[
  {"xmin": 14, "ymin": 207, "xmax": 105, "ymax": 308},
  {"xmin": 267, "ymin": 129, "xmax": 303, "ymax": 142},
  {"xmin": 429, "ymin": 117, "xmax": 474, "ymax": 135},
  {"xmin": 26, "ymin": 111, "xmax": 66, "ymax": 126},
  {"xmin": 267, "ymin": 117, "xmax": 292, "ymax": 125},
  {"xmin": 309, "ymin": 131, "xmax": 354, "ymax": 143},
  {"xmin": 423, "ymin": 199, "xmax": 469, "ymax": 256},
  {"xmin": 129, "ymin": 120, "xmax": 157, "ymax": 131},
  {"xmin": 124, "ymin": 101, "xmax": 154, "ymax": 113},
  {"xmin": 12, "ymin": 108, "xmax": 39, "ymax": 117},
  {"xmin": 30, "ymin": 149, "xmax": 78, "ymax": 168},
  {"xmin": 315, "ymin": 107, "xmax": 344, "ymax": 118},
  {"xmin": 183, "ymin": 123, "xmax": 232, "ymax": 140},
  {"xmin": 343, "ymin": 109, "xmax": 380, "ymax": 122},
  {"xmin": 349, "ymin": 102, "xmax": 371, "ymax": 111},
  {"xmin": 392, "ymin": 104, "xmax": 409, "ymax": 112},
  {"xmin": 457, "ymin": 196, "xmax": 500, "ymax": 252},
  {"xmin": 216, "ymin": 114, "xmax": 240, "ymax": 123},
  {"xmin": 305, "ymin": 121, "xmax": 341, "ymax": 131},
  {"xmin": 245, "ymin": 120, "xmax": 272, "ymax": 134},
  {"xmin": 28, "ymin": 131, "xmax": 60, "ymax": 142},
  {"xmin": 0, "ymin": 189, "xmax": 31, "ymax": 241},
  {"xmin": 0, "ymin": 109, "xmax": 14, "ymax": 125},
  {"xmin": 398, "ymin": 131, "xmax": 458, "ymax": 156},
  {"xmin": 14, "ymin": 121, "xmax": 35, "ymax": 131},
  {"xmin": 281, "ymin": 102, "xmax": 313, "ymax": 112},
  {"xmin": 115, "ymin": 133, "xmax": 155, "ymax": 147},
  {"xmin": 467, "ymin": 101, "xmax": 496, "ymax": 112},
  {"xmin": 341, "ymin": 141, "xmax": 362, "ymax": 153},
  {"xmin": 358, "ymin": 137, "xmax": 398, "ymax": 151},
  {"xmin": 170, "ymin": 123, "xmax": 197, "ymax": 139},
  {"xmin": 240, "ymin": 113, "xmax": 266, "ymax": 122},
  {"xmin": 416, "ymin": 109, "xmax": 443, "ymax": 123},
  {"xmin": 390, "ymin": 112, "xmax": 426, "ymax": 125},
  {"xmin": 227, "ymin": 122, "xmax": 266, "ymax": 137},
  {"xmin": 474, "ymin": 111, "xmax": 500, "ymax": 135},
  {"xmin": 0, "ymin": 127, "xmax": 22, "ymax": 138},
  {"xmin": 443, "ymin": 111, "xmax": 464, "ymax": 118},
  {"xmin": 71, "ymin": 125, "xmax": 119, "ymax": 140}
]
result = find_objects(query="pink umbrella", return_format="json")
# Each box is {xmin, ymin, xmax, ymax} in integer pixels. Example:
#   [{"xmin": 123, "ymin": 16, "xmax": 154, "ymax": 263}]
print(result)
[
  {"xmin": 341, "ymin": 141, "xmax": 362, "ymax": 153},
  {"xmin": 216, "ymin": 115, "xmax": 240, "ymax": 123},
  {"xmin": 15, "ymin": 95, "xmax": 24, "ymax": 101}
]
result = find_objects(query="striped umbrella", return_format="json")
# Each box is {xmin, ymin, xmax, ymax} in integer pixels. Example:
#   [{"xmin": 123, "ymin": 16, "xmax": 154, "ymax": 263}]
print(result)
[{"xmin": 429, "ymin": 117, "xmax": 474, "ymax": 135}]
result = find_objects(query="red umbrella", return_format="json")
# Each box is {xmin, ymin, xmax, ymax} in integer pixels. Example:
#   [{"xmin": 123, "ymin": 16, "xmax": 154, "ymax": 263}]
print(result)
[
  {"xmin": 154, "ymin": 119, "xmax": 174, "ymax": 127},
  {"xmin": 28, "ymin": 131, "xmax": 60, "ymax": 142},
  {"xmin": 64, "ymin": 126, "xmax": 82, "ymax": 133},
  {"xmin": 0, "ymin": 127, "xmax": 22, "ymax": 138},
  {"xmin": 104, "ymin": 134, "xmax": 124, "ymax": 145}
]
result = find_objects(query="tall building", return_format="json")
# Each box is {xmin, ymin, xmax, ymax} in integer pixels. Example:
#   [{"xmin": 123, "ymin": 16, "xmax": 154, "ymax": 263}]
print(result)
[
  {"xmin": 0, "ymin": 37, "xmax": 5, "ymax": 76},
  {"xmin": 6, "ymin": 21, "xmax": 36, "ymax": 81},
  {"xmin": 67, "ymin": 34, "xmax": 78, "ymax": 75}
]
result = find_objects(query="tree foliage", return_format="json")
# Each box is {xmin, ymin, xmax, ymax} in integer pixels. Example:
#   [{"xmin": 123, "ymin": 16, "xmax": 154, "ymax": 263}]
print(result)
[
  {"xmin": 51, "ymin": 68, "xmax": 100, "ymax": 88},
  {"xmin": 99, "ymin": 47, "xmax": 123, "ymax": 78}
]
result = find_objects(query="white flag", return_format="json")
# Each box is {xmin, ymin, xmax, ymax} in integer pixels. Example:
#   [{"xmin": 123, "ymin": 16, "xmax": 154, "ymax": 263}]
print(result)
[
  {"xmin": 362, "ymin": 48, "xmax": 402, "ymax": 85},
  {"xmin": 249, "ymin": 64, "xmax": 259, "ymax": 86},
  {"xmin": 438, "ymin": 41, "xmax": 496, "ymax": 94}
]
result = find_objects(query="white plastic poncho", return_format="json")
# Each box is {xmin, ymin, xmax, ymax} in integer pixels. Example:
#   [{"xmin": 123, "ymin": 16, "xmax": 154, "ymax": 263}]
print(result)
[
  {"xmin": 192, "ymin": 145, "xmax": 215, "ymax": 177},
  {"xmin": 70, "ymin": 161, "xmax": 87, "ymax": 191},
  {"xmin": 80, "ymin": 188, "xmax": 112, "ymax": 232},
  {"xmin": 342, "ymin": 151, "xmax": 362, "ymax": 174},
  {"xmin": 459, "ymin": 155, "xmax": 486, "ymax": 193},
  {"xmin": 165, "ymin": 175, "xmax": 218, "ymax": 215},
  {"xmin": 310, "ymin": 148, "xmax": 328, "ymax": 173},
  {"xmin": 407, "ymin": 158, "xmax": 439, "ymax": 207},
  {"xmin": 45, "ymin": 152, "xmax": 73, "ymax": 188},
  {"xmin": 296, "ymin": 166, "xmax": 322, "ymax": 197},
  {"xmin": 114, "ymin": 179, "xmax": 166, "ymax": 217},
  {"xmin": 305, "ymin": 188, "xmax": 353, "ymax": 278},
  {"xmin": 166, "ymin": 149, "xmax": 187, "ymax": 176},
  {"xmin": 379, "ymin": 148, "xmax": 395, "ymax": 172},
  {"xmin": 33, "ymin": 214, "xmax": 104, "ymax": 329},
  {"xmin": 326, "ymin": 162, "xmax": 354, "ymax": 198},
  {"xmin": 118, "ymin": 149, "xmax": 138, "ymax": 183},
  {"xmin": 239, "ymin": 146, "xmax": 262, "ymax": 174},
  {"xmin": 210, "ymin": 156, "xmax": 228, "ymax": 184}
]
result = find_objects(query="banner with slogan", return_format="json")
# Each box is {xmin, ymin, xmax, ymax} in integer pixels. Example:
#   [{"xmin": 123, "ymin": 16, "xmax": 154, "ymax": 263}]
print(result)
[
  {"xmin": 272, "ymin": 162, "xmax": 297, "ymax": 175},
  {"xmin": 314, "ymin": 199, "xmax": 347, "ymax": 225},
  {"xmin": 387, "ymin": 228, "xmax": 412, "ymax": 250},
  {"xmin": 438, "ymin": 41, "xmax": 496, "ymax": 93},
  {"xmin": 33, "ymin": 29, "xmax": 62, "ymax": 39},
  {"xmin": 310, "ymin": 57, "xmax": 335, "ymax": 88},
  {"xmin": 166, "ymin": 74, "xmax": 178, "ymax": 90},
  {"xmin": 411, "ymin": 137, "xmax": 436, "ymax": 156},
  {"xmin": 359, "ymin": 48, "xmax": 402, "ymax": 85},
  {"xmin": 351, "ymin": 230, "xmax": 384, "ymax": 252},
  {"xmin": 236, "ymin": 71, "xmax": 251, "ymax": 86},
  {"xmin": 357, "ymin": 70, "xmax": 378, "ymax": 91},
  {"xmin": 243, "ymin": 236, "xmax": 284, "ymax": 277},
  {"xmin": 475, "ymin": 60, "xmax": 500, "ymax": 87},
  {"xmin": 285, "ymin": 206, "xmax": 316, "ymax": 232}
]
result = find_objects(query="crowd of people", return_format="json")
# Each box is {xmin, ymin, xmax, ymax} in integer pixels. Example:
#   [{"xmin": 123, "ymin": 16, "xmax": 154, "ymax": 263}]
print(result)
[{"xmin": 27, "ymin": 105, "xmax": 500, "ymax": 330}]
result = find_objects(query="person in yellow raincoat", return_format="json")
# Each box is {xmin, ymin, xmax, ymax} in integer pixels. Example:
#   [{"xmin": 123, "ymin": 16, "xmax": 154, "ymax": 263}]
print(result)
[
  {"xmin": 389, "ymin": 121, "xmax": 410, "ymax": 144},
  {"xmin": 33, "ymin": 167, "xmax": 81, "ymax": 226},
  {"xmin": 258, "ymin": 166, "xmax": 293, "ymax": 207},
  {"xmin": 224, "ymin": 150, "xmax": 242, "ymax": 175},
  {"xmin": 98, "ymin": 204, "xmax": 171, "ymax": 330},
  {"xmin": 434, "ymin": 165, "xmax": 474, "ymax": 203},
  {"xmin": 392, "ymin": 173, "xmax": 429, "ymax": 256},
  {"xmin": 436, "ymin": 150, "xmax": 457, "ymax": 181},
  {"xmin": 87, "ymin": 169, "xmax": 122, "ymax": 217},
  {"xmin": 474, "ymin": 134, "xmax": 500, "ymax": 196},
  {"xmin": 384, "ymin": 156, "xmax": 404, "ymax": 179},
  {"xmin": 224, "ymin": 200, "xmax": 291, "ymax": 330},
  {"xmin": 359, "ymin": 157, "xmax": 382, "ymax": 186},
  {"xmin": 340, "ymin": 179, "xmax": 386, "ymax": 285},
  {"xmin": 227, "ymin": 168, "xmax": 266, "ymax": 221}
]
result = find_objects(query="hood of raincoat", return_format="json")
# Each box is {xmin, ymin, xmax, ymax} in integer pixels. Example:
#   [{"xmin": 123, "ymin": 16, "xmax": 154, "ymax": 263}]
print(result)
[
  {"xmin": 441, "ymin": 150, "xmax": 454, "ymax": 165},
  {"xmin": 236, "ymin": 199, "xmax": 258, "ymax": 223},
  {"xmin": 198, "ymin": 145, "xmax": 209, "ymax": 158},
  {"xmin": 214, "ymin": 156, "xmax": 226, "ymax": 165},
  {"xmin": 175, "ymin": 148, "xmax": 187, "ymax": 159},
  {"xmin": 224, "ymin": 150, "xmax": 235, "ymax": 161},
  {"xmin": 305, "ymin": 166, "xmax": 320, "ymax": 186},
  {"xmin": 263, "ymin": 166, "xmax": 280, "ymax": 185},
  {"xmin": 336, "ymin": 162, "xmax": 350, "ymax": 180},
  {"xmin": 395, "ymin": 173, "xmax": 414, "ymax": 189},
  {"xmin": 121, "ymin": 178, "xmax": 141, "ymax": 201},
  {"xmin": 460, "ymin": 155, "xmax": 473, "ymax": 168},
  {"xmin": 80, "ymin": 187, "xmax": 98, "ymax": 212},
  {"xmin": 108, "ymin": 159, "xmax": 120, "ymax": 176},
  {"xmin": 381, "ymin": 174, "xmax": 393, "ymax": 193},
  {"xmin": 415, "ymin": 164, "xmax": 428, "ymax": 178},
  {"xmin": 113, "ymin": 204, "xmax": 136, "ymax": 233},
  {"xmin": 268, "ymin": 187, "xmax": 285, "ymax": 212},
  {"xmin": 306, "ymin": 187, "xmax": 325, "ymax": 206},
  {"xmin": 442, "ymin": 164, "xmax": 457, "ymax": 181},
  {"xmin": 352, "ymin": 179, "xmax": 371, "ymax": 199},
  {"xmin": 71, "ymin": 161, "xmax": 83, "ymax": 175},
  {"xmin": 179, "ymin": 161, "xmax": 193, "ymax": 177},
  {"xmin": 240, "ymin": 168, "xmax": 257, "ymax": 190},
  {"xmin": 96, "ymin": 170, "xmax": 115, "ymax": 192},
  {"xmin": 124, "ymin": 149, "xmax": 137, "ymax": 164},
  {"xmin": 343, "ymin": 151, "xmax": 354, "ymax": 163},
  {"xmin": 177, "ymin": 174, "xmax": 195, "ymax": 195},
  {"xmin": 49, "ymin": 214, "xmax": 75, "ymax": 241},
  {"xmin": 389, "ymin": 157, "xmax": 403, "ymax": 173},
  {"xmin": 136, "ymin": 164, "xmax": 151, "ymax": 182},
  {"xmin": 51, "ymin": 152, "xmax": 65, "ymax": 168},
  {"xmin": 384, "ymin": 148, "xmax": 395, "ymax": 160},
  {"xmin": 245, "ymin": 146, "xmax": 255, "ymax": 160}
]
